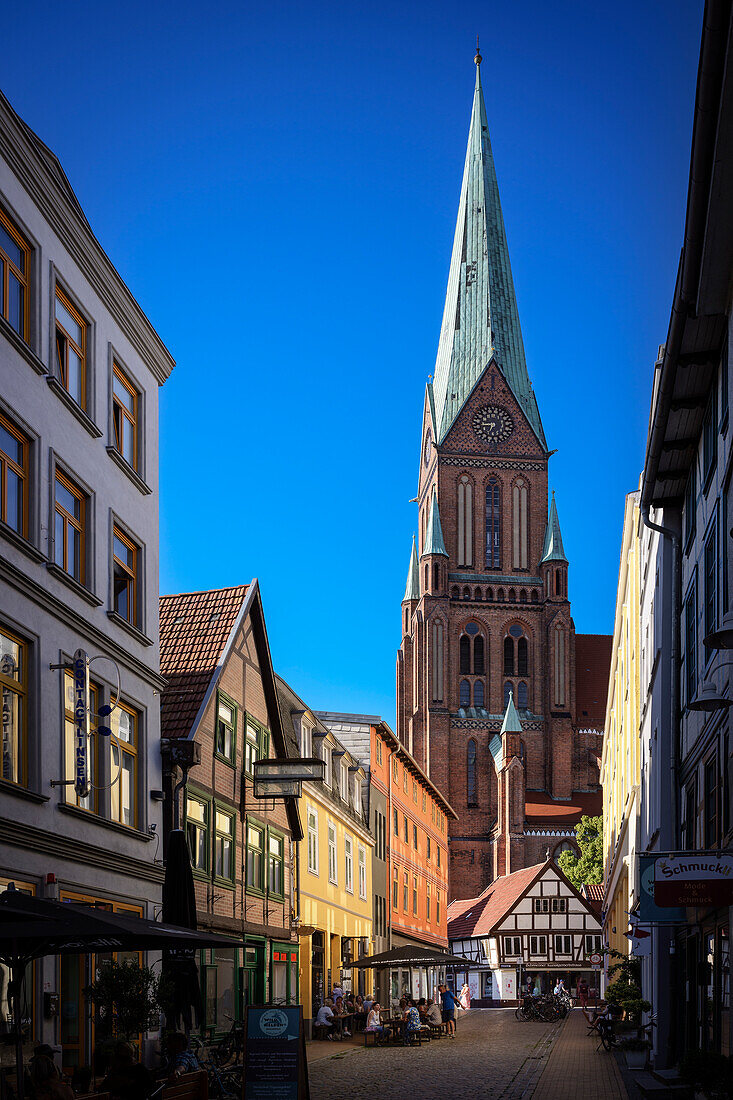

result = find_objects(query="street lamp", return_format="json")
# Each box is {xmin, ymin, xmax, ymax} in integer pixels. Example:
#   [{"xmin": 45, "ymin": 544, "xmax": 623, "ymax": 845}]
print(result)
[
  {"xmin": 686, "ymin": 664, "xmax": 733, "ymax": 712},
  {"xmin": 703, "ymin": 609, "xmax": 733, "ymax": 650}
]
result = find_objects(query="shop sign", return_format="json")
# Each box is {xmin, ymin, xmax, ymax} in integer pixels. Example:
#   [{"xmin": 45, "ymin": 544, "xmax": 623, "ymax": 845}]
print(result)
[
  {"xmin": 654, "ymin": 853, "xmax": 733, "ymax": 907},
  {"xmin": 72, "ymin": 649, "xmax": 90, "ymax": 799},
  {"xmin": 244, "ymin": 1005, "xmax": 308, "ymax": 1100},
  {"xmin": 639, "ymin": 855, "xmax": 686, "ymax": 922}
]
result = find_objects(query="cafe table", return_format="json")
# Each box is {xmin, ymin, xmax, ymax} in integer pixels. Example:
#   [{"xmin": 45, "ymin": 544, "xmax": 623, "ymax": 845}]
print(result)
[{"xmin": 332, "ymin": 1011, "xmax": 354, "ymax": 1039}]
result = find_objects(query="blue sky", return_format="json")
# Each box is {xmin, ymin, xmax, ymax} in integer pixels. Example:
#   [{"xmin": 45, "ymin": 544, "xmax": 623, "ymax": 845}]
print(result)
[{"xmin": 5, "ymin": 1, "xmax": 702, "ymax": 720}]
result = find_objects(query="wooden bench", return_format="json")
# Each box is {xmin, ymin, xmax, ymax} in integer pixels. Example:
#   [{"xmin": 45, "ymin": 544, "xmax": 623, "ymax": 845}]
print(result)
[
  {"xmin": 364, "ymin": 1029, "xmax": 380, "ymax": 1047},
  {"xmin": 160, "ymin": 1070, "xmax": 208, "ymax": 1099}
]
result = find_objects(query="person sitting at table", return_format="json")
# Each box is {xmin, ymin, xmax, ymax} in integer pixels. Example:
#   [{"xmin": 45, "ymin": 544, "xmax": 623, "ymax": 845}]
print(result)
[
  {"xmin": 365, "ymin": 1002, "xmax": 392, "ymax": 1044},
  {"xmin": 417, "ymin": 997, "xmax": 429, "ymax": 1021},
  {"xmin": 353, "ymin": 994, "xmax": 366, "ymax": 1029},
  {"xmin": 402, "ymin": 997, "xmax": 422, "ymax": 1046},
  {"xmin": 426, "ymin": 999, "xmax": 443, "ymax": 1028},
  {"xmin": 333, "ymin": 996, "xmax": 352, "ymax": 1038},
  {"xmin": 315, "ymin": 999, "xmax": 336, "ymax": 1040}
]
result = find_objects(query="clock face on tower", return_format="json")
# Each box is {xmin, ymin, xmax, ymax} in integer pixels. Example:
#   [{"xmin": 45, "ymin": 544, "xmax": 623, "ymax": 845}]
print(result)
[{"xmin": 472, "ymin": 405, "xmax": 514, "ymax": 444}]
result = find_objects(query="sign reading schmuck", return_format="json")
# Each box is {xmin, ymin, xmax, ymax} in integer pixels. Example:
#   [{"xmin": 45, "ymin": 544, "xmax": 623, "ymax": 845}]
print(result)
[{"xmin": 654, "ymin": 853, "xmax": 733, "ymax": 907}]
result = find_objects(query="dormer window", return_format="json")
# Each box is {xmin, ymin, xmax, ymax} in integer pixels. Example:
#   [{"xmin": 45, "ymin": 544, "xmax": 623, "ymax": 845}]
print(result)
[
  {"xmin": 340, "ymin": 761, "xmax": 348, "ymax": 801},
  {"xmin": 301, "ymin": 722, "xmax": 312, "ymax": 758}
]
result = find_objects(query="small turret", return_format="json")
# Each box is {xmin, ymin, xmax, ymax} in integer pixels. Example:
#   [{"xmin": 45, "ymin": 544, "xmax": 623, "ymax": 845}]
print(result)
[
  {"xmin": 540, "ymin": 491, "xmax": 568, "ymax": 600},
  {"xmin": 401, "ymin": 535, "xmax": 420, "ymax": 635},
  {"xmin": 421, "ymin": 490, "xmax": 448, "ymax": 596}
]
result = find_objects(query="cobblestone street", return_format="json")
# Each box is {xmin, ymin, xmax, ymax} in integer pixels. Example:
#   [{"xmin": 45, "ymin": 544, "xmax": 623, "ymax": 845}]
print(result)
[{"xmin": 307, "ymin": 1010, "xmax": 562, "ymax": 1100}]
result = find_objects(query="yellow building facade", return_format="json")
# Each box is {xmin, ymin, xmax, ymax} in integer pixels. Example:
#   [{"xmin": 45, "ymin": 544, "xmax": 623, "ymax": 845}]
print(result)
[{"xmin": 601, "ymin": 490, "xmax": 641, "ymax": 958}]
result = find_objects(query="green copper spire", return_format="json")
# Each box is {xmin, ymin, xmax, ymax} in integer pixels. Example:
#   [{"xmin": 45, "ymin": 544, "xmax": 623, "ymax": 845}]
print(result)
[
  {"xmin": 403, "ymin": 535, "xmax": 420, "ymax": 601},
  {"xmin": 423, "ymin": 490, "xmax": 448, "ymax": 557},
  {"xmin": 500, "ymin": 690, "xmax": 523, "ymax": 734},
  {"xmin": 540, "ymin": 492, "xmax": 568, "ymax": 564},
  {"xmin": 431, "ymin": 58, "xmax": 546, "ymax": 448}
]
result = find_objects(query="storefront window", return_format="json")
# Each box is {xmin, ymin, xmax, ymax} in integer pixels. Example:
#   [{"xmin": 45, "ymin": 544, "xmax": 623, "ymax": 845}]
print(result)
[
  {"xmin": 1, "ymin": 629, "xmax": 26, "ymax": 786},
  {"xmin": 272, "ymin": 945, "xmax": 298, "ymax": 1004}
]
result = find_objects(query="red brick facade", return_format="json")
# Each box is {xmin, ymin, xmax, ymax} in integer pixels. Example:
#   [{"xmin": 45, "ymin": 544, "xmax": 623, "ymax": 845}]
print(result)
[{"xmin": 396, "ymin": 367, "xmax": 609, "ymax": 901}]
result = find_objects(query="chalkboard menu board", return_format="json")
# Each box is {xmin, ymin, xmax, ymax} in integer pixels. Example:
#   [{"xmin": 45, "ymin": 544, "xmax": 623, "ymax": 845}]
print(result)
[{"xmin": 244, "ymin": 1005, "xmax": 309, "ymax": 1100}]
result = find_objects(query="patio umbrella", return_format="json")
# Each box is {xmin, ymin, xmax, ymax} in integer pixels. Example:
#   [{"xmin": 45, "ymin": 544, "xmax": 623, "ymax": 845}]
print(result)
[
  {"xmin": 352, "ymin": 946, "xmax": 475, "ymax": 968},
  {"xmin": 0, "ymin": 890, "xmax": 243, "ymax": 1098},
  {"xmin": 160, "ymin": 828, "xmax": 201, "ymax": 1032}
]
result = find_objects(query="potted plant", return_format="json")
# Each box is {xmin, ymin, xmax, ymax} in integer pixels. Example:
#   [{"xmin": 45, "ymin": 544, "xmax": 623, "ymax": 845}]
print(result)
[
  {"xmin": 679, "ymin": 1052, "xmax": 733, "ymax": 1099},
  {"xmin": 619, "ymin": 1036, "xmax": 651, "ymax": 1070}
]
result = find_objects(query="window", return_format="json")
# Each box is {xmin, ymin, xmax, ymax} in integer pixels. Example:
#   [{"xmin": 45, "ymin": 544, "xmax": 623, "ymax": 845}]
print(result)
[
  {"xmin": 393, "ymin": 867, "xmax": 398, "ymax": 909},
  {"xmin": 403, "ymin": 815, "xmax": 408, "ymax": 842},
  {"xmin": 503, "ymin": 937, "xmax": 521, "ymax": 956},
  {"xmin": 392, "ymin": 758, "xmax": 398, "ymax": 783},
  {"xmin": 685, "ymin": 586, "xmax": 697, "ymax": 703},
  {"xmin": 467, "ymin": 740, "xmax": 477, "ymax": 805},
  {"xmin": 63, "ymin": 670, "xmax": 98, "ymax": 812},
  {"xmin": 517, "ymin": 681, "xmax": 528, "ymax": 708},
  {"xmin": 111, "ymin": 701, "xmax": 137, "ymax": 827},
  {"xmin": 485, "ymin": 478, "xmax": 501, "ymax": 568},
  {"xmin": 555, "ymin": 935, "xmax": 572, "ymax": 955},
  {"xmin": 684, "ymin": 465, "xmax": 697, "ymax": 549},
  {"xmin": 328, "ymin": 824, "xmax": 338, "ymax": 884},
  {"xmin": 246, "ymin": 823, "xmax": 265, "ymax": 891},
  {"xmin": 422, "ymin": 791, "xmax": 426, "ymax": 812},
  {"xmin": 268, "ymin": 831, "xmax": 284, "ymax": 896},
  {"xmin": 436, "ymin": 891, "xmax": 440, "ymax": 925},
  {"xmin": 551, "ymin": 897, "xmax": 567, "ymax": 913},
  {"xmin": 358, "ymin": 846, "xmax": 367, "ymax": 900},
  {"xmin": 530, "ymin": 936, "xmax": 547, "ymax": 955},
  {"xmin": 0, "ymin": 208, "xmax": 30, "ymax": 340},
  {"xmin": 705, "ymin": 758, "xmax": 718, "ymax": 848},
  {"xmin": 413, "ymin": 824, "xmax": 418, "ymax": 849},
  {"xmin": 705, "ymin": 524, "xmax": 717, "ymax": 639},
  {"xmin": 413, "ymin": 875, "xmax": 418, "ymax": 915},
  {"xmin": 517, "ymin": 636, "xmax": 528, "ymax": 676},
  {"xmin": 503, "ymin": 680, "xmax": 512, "ymax": 708},
  {"xmin": 393, "ymin": 807, "xmax": 399, "ymax": 836},
  {"xmin": 214, "ymin": 809, "xmax": 235, "ymax": 882},
  {"xmin": 0, "ymin": 628, "xmax": 26, "ymax": 786},
  {"xmin": 344, "ymin": 836, "xmax": 353, "ymax": 892},
  {"xmin": 703, "ymin": 387, "xmax": 718, "ymax": 484},
  {"xmin": 473, "ymin": 680, "xmax": 484, "ymax": 707},
  {"xmin": 431, "ymin": 618, "xmax": 444, "ymax": 703},
  {"xmin": 585, "ymin": 935, "xmax": 602, "ymax": 955},
  {"xmin": 684, "ymin": 780, "xmax": 697, "ymax": 849},
  {"xmin": 457, "ymin": 475, "xmax": 473, "ymax": 565},
  {"xmin": 413, "ymin": 780, "xmax": 418, "ymax": 803},
  {"xmin": 54, "ymin": 471, "xmax": 85, "ymax": 582},
  {"xmin": 375, "ymin": 737, "xmax": 382, "ymax": 765},
  {"xmin": 403, "ymin": 768, "xmax": 408, "ymax": 793},
  {"xmin": 554, "ymin": 625, "xmax": 566, "ymax": 707},
  {"xmin": 307, "ymin": 810, "xmax": 318, "ymax": 874},
  {"xmin": 186, "ymin": 794, "xmax": 209, "ymax": 871},
  {"xmin": 474, "ymin": 634, "xmax": 485, "ymax": 674},
  {"xmin": 112, "ymin": 364, "xmax": 139, "ymax": 469},
  {"xmin": 0, "ymin": 413, "xmax": 28, "ymax": 537},
  {"xmin": 323, "ymin": 745, "xmax": 332, "ymax": 787},
  {"xmin": 112, "ymin": 525, "xmax": 138, "ymax": 625},
  {"xmin": 426, "ymin": 883, "xmax": 431, "ymax": 921},
  {"xmin": 427, "ymin": 836, "xmax": 431, "ymax": 861},
  {"xmin": 245, "ymin": 720, "xmax": 268, "ymax": 775},
  {"xmin": 513, "ymin": 478, "xmax": 529, "ymax": 569},
  {"xmin": 353, "ymin": 776, "xmax": 360, "ymax": 810},
  {"xmin": 460, "ymin": 635, "xmax": 471, "ymax": 674},
  {"xmin": 215, "ymin": 694, "xmax": 236, "ymax": 763},
  {"xmin": 504, "ymin": 636, "xmax": 514, "ymax": 675},
  {"xmin": 55, "ymin": 287, "xmax": 87, "ymax": 407},
  {"xmin": 403, "ymin": 872, "xmax": 408, "ymax": 910},
  {"xmin": 437, "ymin": 845, "xmax": 441, "ymax": 869},
  {"xmin": 534, "ymin": 898, "xmax": 549, "ymax": 913},
  {"xmin": 340, "ymin": 761, "xmax": 348, "ymax": 801},
  {"xmin": 459, "ymin": 679, "xmax": 470, "ymax": 707}
]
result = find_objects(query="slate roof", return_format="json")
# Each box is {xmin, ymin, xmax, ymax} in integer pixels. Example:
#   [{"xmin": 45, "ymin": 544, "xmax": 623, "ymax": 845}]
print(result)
[
  {"xmin": 575, "ymin": 634, "xmax": 613, "ymax": 727},
  {"xmin": 540, "ymin": 493, "xmax": 568, "ymax": 564},
  {"xmin": 159, "ymin": 585, "xmax": 248, "ymax": 739},
  {"xmin": 403, "ymin": 536, "xmax": 420, "ymax": 600},
  {"xmin": 422, "ymin": 491, "xmax": 448, "ymax": 556},
  {"xmin": 500, "ymin": 691, "xmax": 522, "ymax": 733},
  {"xmin": 430, "ymin": 61, "xmax": 546, "ymax": 448},
  {"xmin": 447, "ymin": 862, "xmax": 545, "ymax": 938},
  {"xmin": 525, "ymin": 790, "xmax": 602, "ymax": 826}
]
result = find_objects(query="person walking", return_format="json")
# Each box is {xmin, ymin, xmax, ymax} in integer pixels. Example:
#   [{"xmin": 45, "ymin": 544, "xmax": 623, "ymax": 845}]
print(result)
[
  {"xmin": 440, "ymin": 984, "xmax": 457, "ymax": 1038},
  {"xmin": 577, "ymin": 977, "xmax": 590, "ymax": 1020}
]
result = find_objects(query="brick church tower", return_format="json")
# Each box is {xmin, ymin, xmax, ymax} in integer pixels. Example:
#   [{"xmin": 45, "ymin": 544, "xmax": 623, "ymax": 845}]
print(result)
[{"xmin": 396, "ymin": 50, "xmax": 609, "ymax": 901}]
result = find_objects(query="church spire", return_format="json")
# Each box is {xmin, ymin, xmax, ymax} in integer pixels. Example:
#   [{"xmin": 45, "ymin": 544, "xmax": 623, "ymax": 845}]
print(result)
[
  {"xmin": 422, "ymin": 490, "xmax": 448, "ymax": 556},
  {"xmin": 403, "ymin": 535, "xmax": 420, "ymax": 601},
  {"xmin": 500, "ymin": 690, "xmax": 523, "ymax": 734},
  {"xmin": 430, "ymin": 59, "xmax": 546, "ymax": 449},
  {"xmin": 540, "ymin": 491, "xmax": 568, "ymax": 563}
]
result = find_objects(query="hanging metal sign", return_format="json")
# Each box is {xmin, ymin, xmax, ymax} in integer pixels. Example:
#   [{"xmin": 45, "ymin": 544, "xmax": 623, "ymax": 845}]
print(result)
[
  {"xmin": 73, "ymin": 649, "xmax": 90, "ymax": 798},
  {"xmin": 654, "ymin": 852, "xmax": 733, "ymax": 907}
]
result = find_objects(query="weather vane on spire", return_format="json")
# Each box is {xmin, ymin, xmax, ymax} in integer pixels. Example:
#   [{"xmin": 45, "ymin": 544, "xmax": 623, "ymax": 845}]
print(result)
[{"xmin": 475, "ymin": 36, "xmax": 482, "ymax": 66}]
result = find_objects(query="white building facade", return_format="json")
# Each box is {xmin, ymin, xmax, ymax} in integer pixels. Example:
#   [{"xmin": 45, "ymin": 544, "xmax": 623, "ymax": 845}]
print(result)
[{"xmin": 0, "ymin": 89, "xmax": 173, "ymax": 1073}]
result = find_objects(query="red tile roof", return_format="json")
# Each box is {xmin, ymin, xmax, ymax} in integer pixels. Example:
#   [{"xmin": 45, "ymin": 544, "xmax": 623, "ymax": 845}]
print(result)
[
  {"xmin": 582, "ymin": 882, "xmax": 605, "ymax": 915},
  {"xmin": 525, "ymin": 790, "xmax": 602, "ymax": 826},
  {"xmin": 448, "ymin": 863, "xmax": 544, "ymax": 938},
  {"xmin": 159, "ymin": 585, "xmax": 249, "ymax": 739},
  {"xmin": 575, "ymin": 633, "xmax": 612, "ymax": 727}
]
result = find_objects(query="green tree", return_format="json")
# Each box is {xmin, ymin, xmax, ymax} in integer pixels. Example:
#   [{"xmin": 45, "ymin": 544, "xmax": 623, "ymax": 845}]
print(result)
[
  {"xmin": 557, "ymin": 814, "xmax": 603, "ymax": 891},
  {"xmin": 86, "ymin": 959, "xmax": 164, "ymax": 1042}
]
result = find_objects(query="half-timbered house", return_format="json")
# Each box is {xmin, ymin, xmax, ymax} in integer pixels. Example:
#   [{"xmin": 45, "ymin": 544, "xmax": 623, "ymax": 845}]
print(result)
[{"xmin": 447, "ymin": 859, "xmax": 603, "ymax": 1005}]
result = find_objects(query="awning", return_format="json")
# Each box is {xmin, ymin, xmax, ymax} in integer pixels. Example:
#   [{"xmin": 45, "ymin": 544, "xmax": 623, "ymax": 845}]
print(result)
[{"xmin": 352, "ymin": 945, "xmax": 474, "ymax": 969}]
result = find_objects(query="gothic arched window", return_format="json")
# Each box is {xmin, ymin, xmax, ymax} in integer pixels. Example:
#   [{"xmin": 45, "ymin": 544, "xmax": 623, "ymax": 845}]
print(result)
[
  {"xmin": 487, "ymin": 587, "xmax": 494, "ymax": 601},
  {"xmin": 503, "ymin": 680, "xmax": 512, "ymax": 708},
  {"xmin": 431, "ymin": 620, "xmax": 444, "ymax": 702},
  {"xmin": 504, "ymin": 636, "xmax": 514, "ymax": 675},
  {"xmin": 497, "ymin": 588, "xmax": 505, "ymax": 602},
  {"xmin": 459, "ymin": 680, "xmax": 471, "ymax": 708},
  {"xmin": 520, "ymin": 589, "xmax": 527, "ymax": 603},
  {"xmin": 474, "ymin": 587, "xmax": 482, "ymax": 601},
  {"xmin": 473, "ymin": 680, "xmax": 485, "ymax": 708},
  {"xmin": 458, "ymin": 475, "xmax": 473, "ymax": 566},
  {"xmin": 451, "ymin": 586, "xmax": 459, "ymax": 600},
  {"xmin": 531, "ymin": 589, "xmax": 538, "ymax": 603},
  {"xmin": 513, "ymin": 478, "xmax": 529, "ymax": 570},
  {"xmin": 467, "ymin": 739, "xmax": 478, "ymax": 805},
  {"xmin": 517, "ymin": 681, "xmax": 528, "ymax": 709},
  {"xmin": 462, "ymin": 586, "xmax": 471, "ymax": 600},
  {"xmin": 554, "ymin": 625, "xmax": 566, "ymax": 707},
  {"xmin": 433, "ymin": 562, "xmax": 440, "ymax": 591},
  {"xmin": 518, "ymin": 637, "xmax": 528, "ymax": 676},
  {"xmin": 509, "ymin": 588, "xmax": 516, "ymax": 602},
  {"xmin": 555, "ymin": 570, "xmax": 562, "ymax": 596},
  {"xmin": 485, "ymin": 478, "xmax": 501, "ymax": 568},
  {"xmin": 459, "ymin": 635, "xmax": 471, "ymax": 675},
  {"xmin": 473, "ymin": 635, "xmax": 485, "ymax": 675}
]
